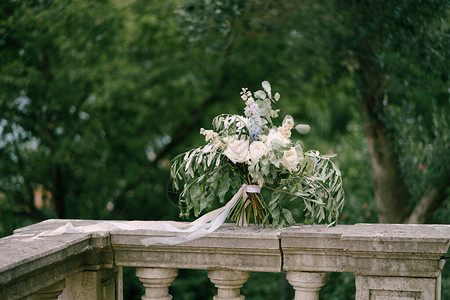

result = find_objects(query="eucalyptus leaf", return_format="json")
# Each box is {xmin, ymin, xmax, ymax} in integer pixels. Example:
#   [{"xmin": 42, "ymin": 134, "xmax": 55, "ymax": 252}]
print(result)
[
  {"xmin": 255, "ymin": 90, "xmax": 266, "ymax": 99},
  {"xmin": 262, "ymin": 80, "xmax": 271, "ymax": 97},
  {"xmin": 274, "ymin": 92, "xmax": 280, "ymax": 101},
  {"xmin": 296, "ymin": 124, "xmax": 311, "ymax": 134},
  {"xmin": 282, "ymin": 208, "xmax": 295, "ymax": 224}
]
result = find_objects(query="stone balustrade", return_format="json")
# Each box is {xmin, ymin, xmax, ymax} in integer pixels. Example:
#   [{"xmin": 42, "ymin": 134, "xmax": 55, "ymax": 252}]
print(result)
[{"xmin": 0, "ymin": 219, "xmax": 448, "ymax": 299}]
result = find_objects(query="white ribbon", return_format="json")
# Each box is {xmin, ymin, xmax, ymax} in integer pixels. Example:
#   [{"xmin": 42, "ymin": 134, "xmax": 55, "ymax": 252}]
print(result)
[{"xmin": 28, "ymin": 184, "xmax": 261, "ymax": 246}]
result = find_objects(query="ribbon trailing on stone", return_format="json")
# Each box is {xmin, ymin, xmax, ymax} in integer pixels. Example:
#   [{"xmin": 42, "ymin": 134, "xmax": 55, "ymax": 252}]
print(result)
[{"xmin": 29, "ymin": 184, "xmax": 261, "ymax": 246}]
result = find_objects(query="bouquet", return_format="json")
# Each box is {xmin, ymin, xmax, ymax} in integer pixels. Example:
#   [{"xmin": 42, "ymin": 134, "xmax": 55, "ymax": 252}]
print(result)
[{"xmin": 170, "ymin": 81, "xmax": 344, "ymax": 227}]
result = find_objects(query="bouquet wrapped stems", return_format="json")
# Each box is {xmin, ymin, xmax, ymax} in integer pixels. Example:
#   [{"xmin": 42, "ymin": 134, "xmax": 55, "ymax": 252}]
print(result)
[
  {"xmin": 228, "ymin": 190, "xmax": 270, "ymax": 226},
  {"xmin": 170, "ymin": 81, "xmax": 344, "ymax": 228}
]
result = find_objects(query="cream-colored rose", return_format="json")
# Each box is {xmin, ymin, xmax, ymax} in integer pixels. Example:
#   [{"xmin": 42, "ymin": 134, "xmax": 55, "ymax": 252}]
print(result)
[
  {"xmin": 282, "ymin": 115, "xmax": 295, "ymax": 129},
  {"xmin": 248, "ymin": 141, "xmax": 268, "ymax": 163},
  {"xmin": 222, "ymin": 136, "xmax": 236, "ymax": 144},
  {"xmin": 277, "ymin": 126, "xmax": 292, "ymax": 139},
  {"xmin": 223, "ymin": 139, "xmax": 249, "ymax": 164},
  {"xmin": 281, "ymin": 147, "xmax": 300, "ymax": 172},
  {"xmin": 266, "ymin": 128, "xmax": 289, "ymax": 150}
]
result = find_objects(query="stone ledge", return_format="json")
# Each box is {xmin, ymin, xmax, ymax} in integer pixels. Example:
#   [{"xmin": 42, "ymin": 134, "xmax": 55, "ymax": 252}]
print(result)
[
  {"xmin": 0, "ymin": 219, "xmax": 113, "ymax": 300},
  {"xmin": 0, "ymin": 233, "xmax": 92, "ymax": 285},
  {"xmin": 111, "ymin": 224, "xmax": 282, "ymax": 272},
  {"xmin": 0, "ymin": 220, "xmax": 449, "ymax": 299},
  {"xmin": 281, "ymin": 224, "xmax": 450, "ymax": 277}
]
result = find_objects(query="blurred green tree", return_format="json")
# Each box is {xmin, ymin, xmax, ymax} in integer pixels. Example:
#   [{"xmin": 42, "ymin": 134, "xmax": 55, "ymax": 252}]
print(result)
[
  {"xmin": 0, "ymin": 0, "xmax": 192, "ymax": 232},
  {"xmin": 0, "ymin": 0, "xmax": 448, "ymax": 299}
]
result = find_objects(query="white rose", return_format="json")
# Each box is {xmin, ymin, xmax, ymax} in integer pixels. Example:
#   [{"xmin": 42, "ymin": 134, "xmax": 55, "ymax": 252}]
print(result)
[
  {"xmin": 281, "ymin": 147, "xmax": 300, "ymax": 172},
  {"xmin": 248, "ymin": 141, "xmax": 268, "ymax": 163},
  {"xmin": 224, "ymin": 139, "xmax": 249, "ymax": 164},
  {"xmin": 222, "ymin": 136, "xmax": 236, "ymax": 145},
  {"xmin": 266, "ymin": 128, "xmax": 289, "ymax": 150},
  {"xmin": 277, "ymin": 126, "xmax": 292, "ymax": 139}
]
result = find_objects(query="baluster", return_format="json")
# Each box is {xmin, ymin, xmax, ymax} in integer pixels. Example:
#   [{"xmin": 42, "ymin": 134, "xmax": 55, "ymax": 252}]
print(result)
[
  {"xmin": 207, "ymin": 269, "xmax": 250, "ymax": 300},
  {"xmin": 33, "ymin": 280, "xmax": 65, "ymax": 300},
  {"xmin": 136, "ymin": 268, "xmax": 178, "ymax": 300},
  {"xmin": 286, "ymin": 271, "xmax": 328, "ymax": 300}
]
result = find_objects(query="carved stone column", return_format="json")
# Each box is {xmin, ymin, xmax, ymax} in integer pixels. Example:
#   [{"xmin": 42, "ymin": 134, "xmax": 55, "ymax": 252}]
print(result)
[
  {"xmin": 136, "ymin": 268, "xmax": 178, "ymax": 300},
  {"xmin": 286, "ymin": 271, "xmax": 328, "ymax": 300},
  {"xmin": 33, "ymin": 280, "xmax": 65, "ymax": 299},
  {"xmin": 207, "ymin": 269, "xmax": 250, "ymax": 300}
]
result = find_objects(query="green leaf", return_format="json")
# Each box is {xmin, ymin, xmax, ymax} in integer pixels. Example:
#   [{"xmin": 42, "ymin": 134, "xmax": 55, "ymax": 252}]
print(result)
[
  {"xmin": 190, "ymin": 184, "xmax": 201, "ymax": 216},
  {"xmin": 218, "ymin": 176, "xmax": 230, "ymax": 203},
  {"xmin": 282, "ymin": 208, "xmax": 295, "ymax": 224}
]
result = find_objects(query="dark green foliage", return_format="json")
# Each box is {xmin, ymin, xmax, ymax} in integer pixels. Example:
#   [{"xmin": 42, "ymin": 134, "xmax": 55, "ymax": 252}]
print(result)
[
  {"xmin": 0, "ymin": 0, "xmax": 448, "ymax": 299},
  {"xmin": 170, "ymin": 269, "xmax": 216, "ymax": 300},
  {"xmin": 320, "ymin": 272, "xmax": 356, "ymax": 299}
]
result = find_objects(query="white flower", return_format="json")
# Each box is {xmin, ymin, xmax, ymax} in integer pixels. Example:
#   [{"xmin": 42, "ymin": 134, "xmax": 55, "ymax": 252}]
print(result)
[
  {"xmin": 200, "ymin": 128, "xmax": 218, "ymax": 142},
  {"xmin": 224, "ymin": 139, "xmax": 249, "ymax": 164},
  {"xmin": 240, "ymin": 88, "xmax": 252, "ymax": 101},
  {"xmin": 281, "ymin": 147, "xmax": 300, "ymax": 172},
  {"xmin": 222, "ymin": 136, "xmax": 236, "ymax": 145},
  {"xmin": 282, "ymin": 115, "xmax": 295, "ymax": 129},
  {"xmin": 276, "ymin": 115, "xmax": 294, "ymax": 139},
  {"xmin": 266, "ymin": 128, "xmax": 289, "ymax": 150},
  {"xmin": 277, "ymin": 126, "xmax": 292, "ymax": 139},
  {"xmin": 248, "ymin": 141, "xmax": 268, "ymax": 163},
  {"xmin": 243, "ymin": 97, "xmax": 266, "ymax": 140}
]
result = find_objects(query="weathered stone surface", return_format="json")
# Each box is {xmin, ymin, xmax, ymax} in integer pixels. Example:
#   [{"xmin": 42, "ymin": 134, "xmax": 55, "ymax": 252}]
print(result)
[
  {"xmin": 0, "ymin": 219, "xmax": 114, "ymax": 300},
  {"xmin": 285, "ymin": 271, "xmax": 329, "ymax": 300},
  {"xmin": 355, "ymin": 275, "xmax": 439, "ymax": 300},
  {"xmin": 111, "ymin": 224, "xmax": 282, "ymax": 272},
  {"xmin": 0, "ymin": 220, "xmax": 448, "ymax": 300},
  {"xmin": 59, "ymin": 267, "xmax": 120, "ymax": 300},
  {"xmin": 32, "ymin": 280, "xmax": 65, "ymax": 299},
  {"xmin": 281, "ymin": 224, "xmax": 450, "ymax": 277},
  {"xmin": 208, "ymin": 269, "xmax": 250, "ymax": 300},
  {"xmin": 136, "ymin": 267, "xmax": 178, "ymax": 300}
]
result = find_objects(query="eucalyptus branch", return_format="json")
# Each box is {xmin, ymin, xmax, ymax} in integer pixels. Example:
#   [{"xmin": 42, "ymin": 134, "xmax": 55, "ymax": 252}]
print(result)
[{"xmin": 169, "ymin": 81, "xmax": 344, "ymax": 226}]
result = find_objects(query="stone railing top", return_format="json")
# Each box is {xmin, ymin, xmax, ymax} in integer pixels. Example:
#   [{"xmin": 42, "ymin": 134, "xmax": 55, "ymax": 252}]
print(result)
[
  {"xmin": 282, "ymin": 223, "xmax": 450, "ymax": 240},
  {"xmin": 281, "ymin": 223, "xmax": 450, "ymax": 252},
  {"xmin": 1, "ymin": 219, "xmax": 449, "ymax": 294},
  {"xmin": 1, "ymin": 222, "xmax": 90, "ymax": 284},
  {"xmin": 281, "ymin": 223, "xmax": 449, "ymax": 277}
]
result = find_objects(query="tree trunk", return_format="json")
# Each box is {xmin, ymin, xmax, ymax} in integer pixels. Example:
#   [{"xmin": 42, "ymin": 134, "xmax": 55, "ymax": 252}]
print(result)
[
  {"xmin": 350, "ymin": 2, "xmax": 412, "ymax": 223},
  {"xmin": 361, "ymin": 100, "xmax": 410, "ymax": 223},
  {"xmin": 406, "ymin": 187, "xmax": 447, "ymax": 224}
]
